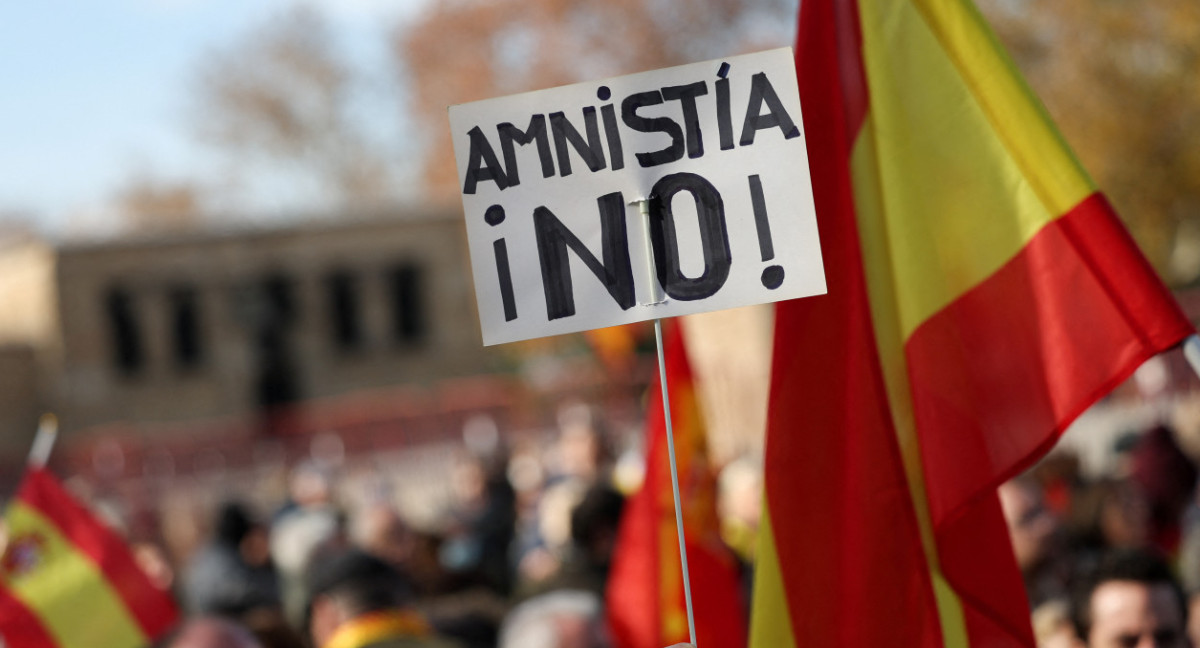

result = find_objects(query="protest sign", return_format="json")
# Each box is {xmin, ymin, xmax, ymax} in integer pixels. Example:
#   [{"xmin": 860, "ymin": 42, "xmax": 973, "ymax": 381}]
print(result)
[{"xmin": 450, "ymin": 47, "xmax": 824, "ymax": 345}]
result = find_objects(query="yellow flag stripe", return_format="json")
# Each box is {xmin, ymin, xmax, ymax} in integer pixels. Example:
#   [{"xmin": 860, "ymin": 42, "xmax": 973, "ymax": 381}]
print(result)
[
  {"xmin": 910, "ymin": 0, "xmax": 1095, "ymax": 214},
  {"xmin": 851, "ymin": 118, "xmax": 969, "ymax": 647},
  {"xmin": 3, "ymin": 503, "xmax": 147, "ymax": 648},
  {"xmin": 747, "ymin": 508, "xmax": 798, "ymax": 648},
  {"xmin": 854, "ymin": 0, "xmax": 1084, "ymax": 339}
]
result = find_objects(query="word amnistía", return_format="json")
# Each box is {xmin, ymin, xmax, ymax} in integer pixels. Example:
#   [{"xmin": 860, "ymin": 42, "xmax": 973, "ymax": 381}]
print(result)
[{"xmin": 460, "ymin": 64, "xmax": 800, "ymax": 195}]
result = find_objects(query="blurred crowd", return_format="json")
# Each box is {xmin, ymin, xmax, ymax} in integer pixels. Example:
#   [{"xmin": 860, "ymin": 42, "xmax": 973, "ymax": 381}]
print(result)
[
  {"xmin": 89, "ymin": 401, "xmax": 758, "ymax": 648},
  {"xmin": 1003, "ymin": 424, "xmax": 1200, "ymax": 648},
  {"xmin": 25, "ymin": 401, "xmax": 1200, "ymax": 648}
]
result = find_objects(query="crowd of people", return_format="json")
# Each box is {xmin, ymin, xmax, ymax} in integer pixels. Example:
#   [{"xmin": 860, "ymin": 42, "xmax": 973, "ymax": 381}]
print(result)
[
  {"xmin": 1003, "ymin": 424, "xmax": 1200, "ymax": 647},
  {"xmin": 142, "ymin": 403, "xmax": 685, "ymax": 648},
  {"xmin": 64, "ymin": 403, "xmax": 1200, "ymax": 648}
]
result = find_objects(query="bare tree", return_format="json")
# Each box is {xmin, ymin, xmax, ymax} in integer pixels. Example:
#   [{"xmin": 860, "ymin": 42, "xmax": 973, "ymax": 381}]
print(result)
[
  {"xmin": 114, "ymin": 174, "xmax": 204, "ymax": 233},
  {"xmin": 194, "ymin": 5, "xmax": 391, "ymax": 209},
  {"xmin": 981, "ymin": 0, "xmax": 1200, "ymax": 283}
]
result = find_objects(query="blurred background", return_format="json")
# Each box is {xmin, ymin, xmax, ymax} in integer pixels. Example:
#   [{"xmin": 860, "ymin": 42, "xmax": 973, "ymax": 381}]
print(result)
[{"xmin": 0, "ymin": 1, "xmax": 1198, "ymax": 646}]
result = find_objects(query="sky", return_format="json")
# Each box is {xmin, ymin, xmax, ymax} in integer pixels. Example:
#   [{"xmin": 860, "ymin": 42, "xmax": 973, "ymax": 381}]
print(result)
[{"xmin": 0, "ymin": 0, "xmax": 428, "ymax": 236}]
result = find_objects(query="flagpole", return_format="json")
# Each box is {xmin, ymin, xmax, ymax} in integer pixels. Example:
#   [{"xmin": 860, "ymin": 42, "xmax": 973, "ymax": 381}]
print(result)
[
  {"xmin": 28, "ymin": 413, "xmax": 59, "ymax": 469},
  {"xmin": 1184, "ymin": 335, "xmax": 1200, "ymax": 382},
  {"xmin": 635, "ymin": 197, "xmax": 698, "ymax": 647},
  {"xmin": 653, "ymin": 318, "xmax": 699, "ymax": 648}
]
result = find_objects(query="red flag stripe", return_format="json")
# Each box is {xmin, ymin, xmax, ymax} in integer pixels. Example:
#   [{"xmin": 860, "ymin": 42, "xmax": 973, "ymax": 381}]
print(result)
[
  {"xmin": 18, "ymin": 469, "xmax": 178, "ymax": 639},
  {"xmin": 907, "ymin": 193, "xmax": 1194, "ymax": 527},
  {"xmin": 0, "ymin": 585, "xmax": 59, "ymax": 648}
]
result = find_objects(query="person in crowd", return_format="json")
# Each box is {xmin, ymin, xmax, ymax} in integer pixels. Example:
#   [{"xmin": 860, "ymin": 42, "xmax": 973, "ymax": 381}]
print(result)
[
  {"xmin": 514, "ymin": 403, "xmax": 614, "ymax": 590},
  {"xmin": 516, "ymin": 485, "xmax": 624, "ymax": 601},
  {"xmin": 1067, "ymin": 478, "xmax": 1152, "ymax": 566},
  {"xmin": 1129, "ymin": 425, "xmax": 1198, "ymax": 555},
  {"xmin": 306, "ymin": 548, "xmax": 462, "ymax": 648},
  {"xmin": 353, "ymin": 503, "xmax": 415, "ymax": 570},
  {"xmin": 273, "ymin": 461, "xmax": 346, "ymax": 626},
  {"xmin": 442, "ymin": 451, "xmax": 516, "ymax": 595},
  {"xmin": 1000, "ymin": 476, "xmax": 1068, "ymax": 607},
  {"xmin": 1069, "ymin": 549, "xmax": 1189, "ymax": 648},
  {"xmin": 182, "ymin": 501, "xmax": 280, "ymax": 616},
  {"xmin": 161, "ymin": 617, "xmax": 263, "ymax": 648},
  {"xmin": 499, "ymin": 486, "xmax": 624, "ymax": 648}
]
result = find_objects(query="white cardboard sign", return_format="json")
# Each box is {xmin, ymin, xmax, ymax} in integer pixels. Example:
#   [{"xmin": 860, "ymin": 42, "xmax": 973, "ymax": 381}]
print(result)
[{"xmin": 450, "ymin": 47, "xmax": 825, "ymax": 346}]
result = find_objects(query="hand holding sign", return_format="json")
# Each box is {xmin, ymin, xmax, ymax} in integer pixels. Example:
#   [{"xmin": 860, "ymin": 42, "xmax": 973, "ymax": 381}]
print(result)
[{"xmin": 450, "ymin": 48, "xmax": 824, "ymax": 345}]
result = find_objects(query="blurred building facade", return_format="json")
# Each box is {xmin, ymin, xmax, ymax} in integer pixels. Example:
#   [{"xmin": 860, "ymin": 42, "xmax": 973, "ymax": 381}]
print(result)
[{"xmin": 0, "ymin": 210, "xmax": 496, "ymax": 465}]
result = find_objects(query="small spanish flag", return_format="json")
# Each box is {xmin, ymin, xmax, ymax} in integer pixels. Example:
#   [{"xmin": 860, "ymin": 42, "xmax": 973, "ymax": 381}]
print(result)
[{"xmin": 0, "ymin": 468, "xmax": 179, "ymax": 647}]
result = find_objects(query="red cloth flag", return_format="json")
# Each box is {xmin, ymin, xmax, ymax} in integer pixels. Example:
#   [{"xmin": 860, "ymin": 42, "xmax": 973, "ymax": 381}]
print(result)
[
  {"xmin": 607, "ymin": 320, "xmax": 746, "ymax": 648},
  {"xmin": 0, "ymin": 468, "xmax": 179, "ymax": 648},
  {"xmin": 750, "ymin": 0, "xmax": 1195, "ymax": 647}
]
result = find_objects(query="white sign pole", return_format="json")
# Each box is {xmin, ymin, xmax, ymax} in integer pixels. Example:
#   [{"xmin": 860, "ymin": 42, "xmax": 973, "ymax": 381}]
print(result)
[
  {"xmin": 635, "ymin": 197, "xmax": 698, "ymax": 647},
  {"xmin": 27, "ymin": 413, "xmax": 58, "ymax": 469},
  {"xmin": 1184, "ymin": 335, "xmax": 1200, "ymax": 380},
  {"xmin": 654, "ymin": 318, "xmax": 699, "ymax": 647}
]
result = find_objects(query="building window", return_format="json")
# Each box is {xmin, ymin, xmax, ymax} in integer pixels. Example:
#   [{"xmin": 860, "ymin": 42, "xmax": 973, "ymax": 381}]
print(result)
[
  {"xmin": 169, "ymin": 286, "xmax": 204, "ymax": 370},
  {"xmin": 106, "ymin": 288, "xmax": 143, "ymax": 375},
  {"xmin": 326, "ymin": 270, "xmax": 363, "ymax": 351},
  {"xmin": 388, "ymin": 264, "xmax": 425, "ymax": 344}
]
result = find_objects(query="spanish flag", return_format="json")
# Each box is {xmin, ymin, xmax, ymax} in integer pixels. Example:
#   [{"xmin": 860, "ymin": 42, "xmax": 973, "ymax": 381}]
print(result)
[
  {"xmin": 0, "ymin": 468, "xmax": 178, "ymax": 647},
  {"xmin": 751, "ymin": 0, "xmax": 1193, "ymax": 647},
  {"xmin": 607, "ymin": 320, "xmax": 746, "ymax": 648}
]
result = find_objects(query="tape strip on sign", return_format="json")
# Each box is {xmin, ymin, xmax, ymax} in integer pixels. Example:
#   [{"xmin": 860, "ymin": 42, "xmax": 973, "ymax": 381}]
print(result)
[{"xmin": 449, "ymin": 47, "xmax": 825, "ymax": 346}]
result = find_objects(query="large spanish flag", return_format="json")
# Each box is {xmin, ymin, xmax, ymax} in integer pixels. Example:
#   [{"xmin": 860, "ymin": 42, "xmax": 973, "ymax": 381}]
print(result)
[
  {"xmin": 0, "ymin": 468, "xmax": 178, "ymax": 648},
  {"xmin": 607, "ymin": 320, "xmax": 746, "ymax": 648},
  {"xmin": 750, "ymin": 0, "xmax": 1194, "ymax": 647}
]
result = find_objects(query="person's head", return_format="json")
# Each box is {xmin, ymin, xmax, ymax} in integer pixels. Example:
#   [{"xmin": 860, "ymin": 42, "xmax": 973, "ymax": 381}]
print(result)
[
  {"xmin": 163, "ymin": 617, "xmax": 263, "ymax": 648},
  {"xmin": 1071, "ymin": 549, "xmax": 1189, "ymax": 647},
  {"xmin": 352, "ymin": 504, "xmax": 414, "ymax": 568},
  {"xmin": 289, "ymin": 461, "xmax": 333, "ymax": 509},
  {"xmin": 999, "ymin": 477, "xmax": 1060, "ymax": 572},
  {"xmin": 569, "ymin": 485, "xmax": 624, "ymax": 572},
  {"xmin": 214, "ymin": 501, "xmax": 271, "ymax": 567},
  {"xmin": 1069, "ymin": 479, "xmax": 1151, "ymax": 552},
  {"xmin": 214, "ymin": 502, "xmax": 255, "ymax": 547},
  {"xmin": 305, "ymin": 549, "xmax": 415, "ymax": 647}
]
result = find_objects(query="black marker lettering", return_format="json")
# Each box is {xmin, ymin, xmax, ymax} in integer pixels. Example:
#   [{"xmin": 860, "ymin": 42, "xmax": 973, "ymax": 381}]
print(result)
[
  {"xmin": 498, "ymin": 115, "xmax": 554, "ymax": 187},
  {"xmin": 661, "ymin": 81, "xmax": 708, "ymax": 159},
  {"xmin": 600, "ymin": 103, "xmax": 624, "ymax": 171},
  {"xmin": 740, "ymin": 72, "xmax": 801, "ymax": 146},
  {"xmin": 549, "ymin": 108, "xmax": 607, "ymax": 177},
  {"xmin": 621, "ymin": 91, "xmax": 685, "ymax": 168},
  {"xmin": 648, "ymin": 173, "xmax": 731, "ymax": 301},
  {"xmin": 716, "ymin": 75, "xmax": 734, "ymax": 151},
  {"xmin": 534, "ymin": 192, "xmax": 635, "ymax": 320},
  {"xmin": 462, "ymin": 126, "xmax": 509, "ymax": 194},
  {"xmin": 493, "ymin": 239, "xmax": 518, "ymax": 321},
  {"xmin": 748, "ymin": 175, "xmax": 785, "ymax": 289}
]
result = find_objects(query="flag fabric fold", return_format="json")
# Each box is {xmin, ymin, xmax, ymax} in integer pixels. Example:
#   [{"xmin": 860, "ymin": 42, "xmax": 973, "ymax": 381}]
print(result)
[
  {"xmin": 750, "ymin": 0, "xmax": 1194, "ymax": 647},
  {"xmin": 0, "ymin": 467, "xmax": 179, "ymax": 648},
  {"xmin": 607, "ymin": 320, "xmax": 746, "ymax": 648}
]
